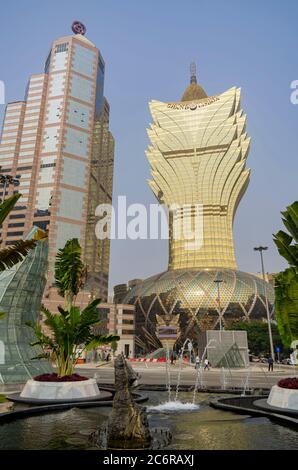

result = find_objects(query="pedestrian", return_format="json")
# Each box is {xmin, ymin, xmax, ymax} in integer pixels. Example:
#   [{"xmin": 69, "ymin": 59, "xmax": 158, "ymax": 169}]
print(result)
[
  {"xmin": 268, "ymin": 356, "xmax": 274, "ymax": 372},
  {"xmin": 195, "ymin": 355, "xmax": 200, "ymax": 369},
  {"xmin": 204, "ymin": 358, "xmax": 210, "ymax": 371}
]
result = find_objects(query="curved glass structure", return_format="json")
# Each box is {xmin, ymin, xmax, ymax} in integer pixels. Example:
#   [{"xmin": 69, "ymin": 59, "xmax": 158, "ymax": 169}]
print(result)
[
  {"xmin": 124, "ymin": 269, "xmax": 274, "ymax": 353},
  {"xmin": 0, "ymin": 227, "xmax": 52, "ymax": 384}
]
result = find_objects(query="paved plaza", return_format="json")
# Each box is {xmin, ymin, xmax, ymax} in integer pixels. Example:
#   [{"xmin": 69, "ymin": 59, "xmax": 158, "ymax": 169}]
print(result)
[{"xmin": 75, "ymin": 361, "xmax": 297, "ymax": 390}]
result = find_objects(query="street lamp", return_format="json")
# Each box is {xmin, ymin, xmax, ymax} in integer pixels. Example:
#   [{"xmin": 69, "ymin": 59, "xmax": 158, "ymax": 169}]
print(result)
[
  {"xmin": 0, "ymin": 173, "xmax": 20, "ymax": 202},
  {"xmin": 214, "ymin": 278, "xmax": 224, "ymax": 331},
  {"xmin": 254, "ymin": 246, "xmax": 275, "ymax": 361}
]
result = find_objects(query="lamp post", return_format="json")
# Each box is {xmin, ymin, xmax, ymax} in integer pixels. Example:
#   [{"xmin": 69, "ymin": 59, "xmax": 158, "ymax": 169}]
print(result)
[
  {"xmin": 0, "ymin": 173, "xmax": 20, "ymax": 202},
  {"xmin": 214, "ymin": 278, "xmax": 224, "ymax": 331},
  {"xmin": 254, "ymin": 246, "xmax": 275, "ymax": 361}
]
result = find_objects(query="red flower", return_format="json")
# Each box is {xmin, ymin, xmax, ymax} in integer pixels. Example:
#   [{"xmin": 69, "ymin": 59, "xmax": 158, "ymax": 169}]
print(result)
[
  {"xmin": 34, "ymin": 373, "xmax": 89, "ymax": 382},
  {"xmin": 278, "ymin": 377, "xmax": 298, "ymax": 390}
]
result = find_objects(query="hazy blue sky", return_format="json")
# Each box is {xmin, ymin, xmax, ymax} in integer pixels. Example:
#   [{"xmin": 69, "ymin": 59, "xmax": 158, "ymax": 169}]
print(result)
[{"xmin": 0, "ymin": 0, "xmax": 297, "ymax": 293}]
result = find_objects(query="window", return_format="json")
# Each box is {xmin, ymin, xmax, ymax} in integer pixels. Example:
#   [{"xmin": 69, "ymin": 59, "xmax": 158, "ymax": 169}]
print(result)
[
  {"xmin": 33, "ymin": 220, "xmax": 49, "ymax": 230},
  {"xmin": 55, "ymin": 43, "xmax": 68, "ymax": 54},
  {"xmin": 17, "ymin": 166, "xmax": 32, "ymax": 171},
  {"xmin": 34, "ymin": 209, "xmax": 50, "ymax": 217},
  {"xmin": 122, "ymin": 330, "xmax": 134, "ymax": 335},
  {"xmin": 123, "ymin": 319, "xmax": 134, "ymax": 325},
  {"xmin": 123, "ymin": 309, "xmax": 134, "ymax": 315},
  {"xmin": 5, "ymin": 240, "xmax": 17, "ymax": 245},
  {"xmin": 9, "ymin": 214, "xmax": 25, "ymax": 219},
  {"xmin": 44, "ymin": 52, "xmax": 51, "ymax": 73},
  {"xmin": 40, "ymin": 163, "xmax": 56, "ymax": 169},
  {"xmin": 8, "ymin": 222, "xmax": 24, "ymax": 228},
  {"xmin": 7, "ymin": 231, "xmax": 23, "ymax": 237}
]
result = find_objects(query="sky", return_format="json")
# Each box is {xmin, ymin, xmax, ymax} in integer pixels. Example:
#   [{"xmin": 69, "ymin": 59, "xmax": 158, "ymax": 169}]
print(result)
[{"xmin": 0, "ymin": 0, "xmax": 297, "ymax": 293}]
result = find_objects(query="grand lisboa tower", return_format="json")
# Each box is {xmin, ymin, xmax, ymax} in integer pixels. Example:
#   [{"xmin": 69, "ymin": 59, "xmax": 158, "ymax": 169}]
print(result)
[{"xmin": 124, "ymin": 65, "xmax": 274, "ymax": 354}]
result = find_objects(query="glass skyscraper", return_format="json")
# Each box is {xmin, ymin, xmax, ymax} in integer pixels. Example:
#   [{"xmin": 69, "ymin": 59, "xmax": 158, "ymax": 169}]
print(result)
[{"xmin": 0, "ymin": 24, "xmax": 114, "ymax": 302}]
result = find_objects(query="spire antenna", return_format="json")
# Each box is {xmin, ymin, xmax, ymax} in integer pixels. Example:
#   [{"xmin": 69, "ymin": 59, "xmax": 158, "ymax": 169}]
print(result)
[{"xmin": 190, "ymin": 62, "xmax": 197, "ymax": 84}]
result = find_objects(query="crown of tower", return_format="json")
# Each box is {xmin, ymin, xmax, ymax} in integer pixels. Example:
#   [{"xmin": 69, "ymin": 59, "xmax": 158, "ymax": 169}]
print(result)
[{"xmin": 181, "ymin": 62, "xmax": 207, "ymax": 101}]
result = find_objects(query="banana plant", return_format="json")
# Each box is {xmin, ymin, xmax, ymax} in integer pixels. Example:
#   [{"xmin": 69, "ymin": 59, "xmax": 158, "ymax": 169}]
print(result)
[
  {"xmin": 273, "ymin": 201, "xmax": 298, "ymax": 348},
  {"xmin": 27, "ymin": 238, "xmax": 119, "ymax": 376},
  {"xmin": 26, "ymin": 299, "xmax": 119, "ymax": 377}
]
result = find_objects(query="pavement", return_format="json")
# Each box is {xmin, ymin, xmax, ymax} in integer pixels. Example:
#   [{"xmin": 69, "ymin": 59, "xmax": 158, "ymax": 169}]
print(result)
[
  {"xmin": 75, "ymin": 361, "xmax": 297, "ymax": 389},
  {"xmin": 0, "ymin": 362, "xmax": 295, "ymax": 395}
]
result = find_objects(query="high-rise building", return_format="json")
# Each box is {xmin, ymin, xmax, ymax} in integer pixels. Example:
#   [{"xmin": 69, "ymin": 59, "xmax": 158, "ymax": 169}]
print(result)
[
  {"xmin": 124, "ymin": 65, "xmax": 275, "ymax": 354},
  {"xmin": 0, "ymin": 22, "xmax": 114, "ymax": 301},
  {"xmin": 84, "ymin": 98, "xmax": 114, "ymax": 299}
]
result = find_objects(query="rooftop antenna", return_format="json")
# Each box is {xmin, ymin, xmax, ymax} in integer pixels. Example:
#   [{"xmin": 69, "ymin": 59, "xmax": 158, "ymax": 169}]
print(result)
[{"xmin": 190, "ymin": 62, "xmax": 197, "ymax": 84}]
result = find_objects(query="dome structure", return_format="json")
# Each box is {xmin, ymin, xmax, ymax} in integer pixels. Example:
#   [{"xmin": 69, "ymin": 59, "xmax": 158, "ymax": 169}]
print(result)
[
  {"xmin": 181, "ymin": 62, "xmax": 207, "ymax": 101},
  {"xmin": 124, "ymin": 269, "xmax": 274, "ymax": 354}
]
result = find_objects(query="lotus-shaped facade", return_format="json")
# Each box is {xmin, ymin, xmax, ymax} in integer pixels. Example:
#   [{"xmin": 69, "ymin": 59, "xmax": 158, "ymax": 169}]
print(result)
[{"xmin": 124, "ymin": 70, "xmax": 274, "ymax": 353}]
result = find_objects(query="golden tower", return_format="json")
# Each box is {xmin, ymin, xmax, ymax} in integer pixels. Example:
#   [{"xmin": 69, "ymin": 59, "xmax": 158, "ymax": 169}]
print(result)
[{"xmin": 147, "ymin": 64, "xmax": 250, "ymax": 270}]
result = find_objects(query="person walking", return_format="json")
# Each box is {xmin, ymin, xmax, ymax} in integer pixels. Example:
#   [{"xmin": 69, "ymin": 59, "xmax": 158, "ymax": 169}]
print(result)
[
  {"xmin": 204, "ymin": 358, "xmax": 210, "ymax": 371},
  {"xmin": 268, "ymin": 356, "xmax": 274, "ymax": 372},
  {"xmin": 195, "ymin": 355, "xmax": 200, "ymax": 369}
]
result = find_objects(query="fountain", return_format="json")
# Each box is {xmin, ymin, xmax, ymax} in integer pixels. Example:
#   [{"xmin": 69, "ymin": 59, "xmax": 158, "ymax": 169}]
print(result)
[
  {"xmin": 241, "ymin": 366, "xmax": 251, "ymax": 396},
  {"xmin": 220, "ymin": 367, "xmax": 227, "ymax": 391},
  {"xmin": 148, "ymin": 339, "xmax": 200, "ymax": 413},
  {"xmin": 90, "ymin": 354, "xmax": 172, "ymax": 449},
  {"xmin": 174, "ymin": 338, "xmax": 193, "ymax": 401}
]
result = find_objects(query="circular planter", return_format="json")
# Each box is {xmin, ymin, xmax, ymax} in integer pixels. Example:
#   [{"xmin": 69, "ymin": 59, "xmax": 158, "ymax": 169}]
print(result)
[
  {"xmin": 267, "ymin": 384, "xmax": 298, "ymax": 410},
  {"xmin": 20, "ymin": 378, "xmax": 100, "ymax": 401}
]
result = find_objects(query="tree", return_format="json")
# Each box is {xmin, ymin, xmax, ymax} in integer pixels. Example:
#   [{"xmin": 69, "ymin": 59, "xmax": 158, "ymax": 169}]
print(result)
[
  {"xmin": 0, "ymin": 194, "xmax": 39, "ymax": 272},
  {"xmin": 54, "ymin": 238, "xmax": 87, "ymax": 310},
  {"xmin": 26, "ymin": 238, "xmax": 119, "ymax": 377},
  {"xmin": 273, "ymin": 201, "xmax": 298, "ymax": 348},
  {"xmin": 0, "ymin": 193, "xmax": 45, "ymax": 319},
  {"xmin": 227, "ymin": 320, "xmax": 286, "ymax": 357}
]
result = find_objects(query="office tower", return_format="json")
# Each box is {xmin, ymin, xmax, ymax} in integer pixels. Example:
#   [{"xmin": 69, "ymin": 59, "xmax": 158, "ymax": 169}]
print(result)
[
  {"xmin": 0, "ymin": 23, "xmax": 114, "ymax": 301},
  {"xmin": 84, "ymin": 98, "xmax": 114, "ymax": 299},
  {"xmin": 124, "ymin": 65, "xmax": 274, "ymax": 353}
]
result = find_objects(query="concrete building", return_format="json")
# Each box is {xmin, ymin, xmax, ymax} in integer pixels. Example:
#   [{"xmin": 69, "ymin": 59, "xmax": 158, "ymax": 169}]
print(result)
[
  {"xmin": 113, "ymin": 284, "xmax": 129, "ymax": 304},
  {"xmin": 0, "ymin": 22, "xmax": 114, "ymax": 301}
]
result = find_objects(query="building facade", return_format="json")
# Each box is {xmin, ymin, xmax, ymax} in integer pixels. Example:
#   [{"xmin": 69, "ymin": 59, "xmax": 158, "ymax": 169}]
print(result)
[
  {"xmin": 0, "ymin": 23, "xmax": 114, "ymax": 301},
  {"xmin": 124, "ymin": 66, "xmax": 274, "ymax": 354}
]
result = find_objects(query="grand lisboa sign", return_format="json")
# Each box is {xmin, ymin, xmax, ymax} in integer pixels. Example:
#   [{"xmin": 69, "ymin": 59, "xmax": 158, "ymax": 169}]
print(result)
[{"xmin": 167, "ymin": 95, "xmax": 219, "ymax": 110}]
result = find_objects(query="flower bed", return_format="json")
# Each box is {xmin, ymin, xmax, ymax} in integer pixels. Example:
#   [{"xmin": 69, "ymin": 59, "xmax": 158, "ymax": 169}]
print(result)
[
  {"xmin": 267, "ymin": 378, "xmax": 298, "ymax": 410},
  {"xmin": 34, "ymin": 373, "xmax": 89, "ymax": 382},
  {"xmin": 21, "ymin": 376, "xmax": 100, "ymax": 400},
  {"xmin": 278, "ymin": 377, "xmax": 298, "ymax": 390}
]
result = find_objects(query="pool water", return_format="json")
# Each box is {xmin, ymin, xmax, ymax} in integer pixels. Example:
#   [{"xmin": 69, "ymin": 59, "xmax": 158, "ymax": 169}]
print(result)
[{"xmin": 0, "ymin": 392, "xmax": 297, "ymax": 450}]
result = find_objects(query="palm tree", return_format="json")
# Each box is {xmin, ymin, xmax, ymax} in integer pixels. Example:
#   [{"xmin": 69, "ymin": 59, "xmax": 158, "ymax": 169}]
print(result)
[
  {"xmin": 0, "ymin": 193, "xmax": 44, "ymax": 319},
  {"xmin": 0, "ymin": 193, "xmax": 39, "ymax": 272},
  {"xmin": 54, "ymin": 238, "xmax": 87, "ymax": 310},
  {"xmin": 26, "ymin": 238, "xmax": 119, "ymax": 377},
  {"xmin": 273, "ymin": 201, "xmax": 298, "ymax": 348}
]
